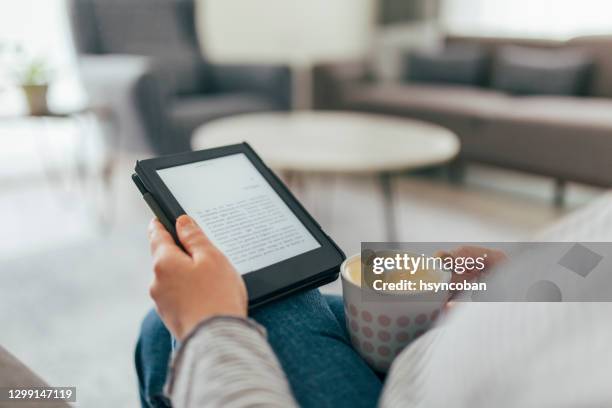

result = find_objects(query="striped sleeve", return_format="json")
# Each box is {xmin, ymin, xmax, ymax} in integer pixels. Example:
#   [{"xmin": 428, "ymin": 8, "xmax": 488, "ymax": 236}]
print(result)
[
  {"xmin": 165, "ymin": 316, "xmax": 298, "ymax": 408},
  {"xmin": 378, "ymin": 328, "xmax": 441, "ymax": 408}
]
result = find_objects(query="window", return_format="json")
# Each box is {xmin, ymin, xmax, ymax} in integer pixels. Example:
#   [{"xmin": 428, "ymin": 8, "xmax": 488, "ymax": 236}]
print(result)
[
  {"xmin": 442, "ymin": 0, "xmax": 612, "ymax": 39},
  {"xmin": 0, "ymin": 0, "xmax": 80, "ymax": 112}
]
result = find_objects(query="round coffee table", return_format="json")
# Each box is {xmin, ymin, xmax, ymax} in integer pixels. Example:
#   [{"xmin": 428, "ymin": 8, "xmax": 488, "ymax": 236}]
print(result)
[{"xmin": 192, "ymin": 111, "xmax": 460, "ymax": 240}]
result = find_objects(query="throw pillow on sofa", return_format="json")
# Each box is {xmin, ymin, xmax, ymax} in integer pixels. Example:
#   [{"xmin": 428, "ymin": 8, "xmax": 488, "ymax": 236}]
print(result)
[
  {"xmin": 491, "ymin": 45, "xmax": 593, "ymax": 96},
  {"xmin": 405, "ymin": 45, "xmax": 489, "ymax": 86}
]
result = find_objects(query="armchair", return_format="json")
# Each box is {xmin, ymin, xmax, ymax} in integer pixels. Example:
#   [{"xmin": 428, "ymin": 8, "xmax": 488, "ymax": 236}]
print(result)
[{"xmin": 68, "ymin": 0, "xmax": 291, "ymax": 154}]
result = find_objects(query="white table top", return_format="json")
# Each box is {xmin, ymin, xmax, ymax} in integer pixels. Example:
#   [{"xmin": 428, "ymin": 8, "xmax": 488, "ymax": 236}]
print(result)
[{"xmin": 192, "ymin": 111, "xmax": 460, "ymax": 173}]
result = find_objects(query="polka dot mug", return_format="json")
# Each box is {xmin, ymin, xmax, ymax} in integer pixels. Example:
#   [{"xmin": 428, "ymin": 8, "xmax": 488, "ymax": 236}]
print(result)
[{"xmin": 341, "ymin": 253, "xmax": 451, "ymax": 372}]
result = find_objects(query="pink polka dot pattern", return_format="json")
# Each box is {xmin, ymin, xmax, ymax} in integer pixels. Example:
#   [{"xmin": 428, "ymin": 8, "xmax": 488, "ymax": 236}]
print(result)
[
  {"xmin": 361, "ymin": 310, "xmax": 373, "ymax": 322},
  {"xmin": 377, "ymin": 330, "xmax": 391, "ymax": 342},
  {"xmin": 362, "ymin": 326, "xmax": 373, "ymax": 338},
  {"xmin": 430, "ymin": 309, "xmax": 440, "ymax": 321},
  {"xmin": 415, "ymin": 313, "xmax": 428, "ymax": 325},
  {"xmin": 377, "ymin": 346, "xmax": 391, "ymax": 357},
  {"xmin": 350, "ymin": 320, "xmax": 359, "ymax": 332},
  {"xmin": 377, "ymin": 314, "xmax": 391, "ymax": 326},
  {"xmin": 413, "ymin": 329, "xmax": 425, "ymax": 339},
  {"xmin": 397, "ymin": 316, "xmax": 410, "ymax": 327},
  {"xmin": 396, "ymin": 331, "xmax": 410, "ymax": 342},
  {"xmin": 362, "ymin": 341, "xmax": 374, "ymax": 353},
  {"xmin": 395, "ymin": 347, "xmax": 404, "ymax": 356},
  {"xmin": 349, "ymin": 304, "xmax": 358, "ymax": 317}
]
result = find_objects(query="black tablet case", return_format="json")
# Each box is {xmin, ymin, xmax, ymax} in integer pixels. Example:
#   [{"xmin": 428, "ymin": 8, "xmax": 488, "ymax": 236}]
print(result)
[{"xmin": 132, "ymin": 143, "xmax": 345, "ymax": 308}]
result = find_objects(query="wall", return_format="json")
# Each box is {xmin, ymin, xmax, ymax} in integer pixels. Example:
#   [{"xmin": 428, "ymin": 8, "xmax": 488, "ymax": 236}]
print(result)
[{"xmin": 196, "ymin": 0, "xmax": 375, "ymax": 64}]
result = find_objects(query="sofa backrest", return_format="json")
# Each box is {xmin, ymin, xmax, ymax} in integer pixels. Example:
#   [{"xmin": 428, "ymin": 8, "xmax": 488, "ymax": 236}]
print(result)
[
  {"xmin": 446, "ymin": 34, "xmax": 612, "ymax": 98},
  {"xmin": 69, "ymin": 0, "xmax": 199, "ymax": 55},
  {"xmin": 446, "ymin": 35, "xmax": 562, "ymax": 52},
  {"xmin": 567, "ymin": 35, "xmax": 612, "ymax": 98},
  {"xmin": 69, "ymin": 0, "xmax": 103, "ymax": 54},
  {"xmin": 68, "ymin": 0, "xmax": 208, "ymax": 94}
]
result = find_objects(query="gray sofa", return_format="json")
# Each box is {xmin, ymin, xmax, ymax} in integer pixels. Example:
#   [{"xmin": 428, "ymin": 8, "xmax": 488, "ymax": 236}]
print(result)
[
  {"xmin": 313, "ymin": 35, "xmax": 612, "ymax": 191},
  {"xmin": 69, "ymin": 0, "xmax": 291, "ymax": 154}
]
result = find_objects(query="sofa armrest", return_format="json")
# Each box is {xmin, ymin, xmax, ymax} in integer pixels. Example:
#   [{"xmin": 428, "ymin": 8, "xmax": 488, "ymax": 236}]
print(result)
[
  {"xmin": 78, "ymin": 54, "xmax": 168, "ymax": 153},
  {"xmin": 0, "ymin": 345, "xmax": 71, "ymax": 407},
  {"xmin": 312, "ymin": 59, "xmax": 370, "ymax": 110},
  {"xmin": 209, "ymin": 63, "xmax": 292, "ymax": 110}
]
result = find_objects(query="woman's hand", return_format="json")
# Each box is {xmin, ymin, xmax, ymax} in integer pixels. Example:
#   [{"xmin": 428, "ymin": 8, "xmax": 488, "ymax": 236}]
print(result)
[
  {"xmin": 147, "ymin": 215, "xmax": 247, "ymax": 340},
  {"xmin": 436, "ymin": 246, "xmax": 507, "ymax": 306},
  {"xmin": 436, "ymin": 245, "xmax": 507, "ymax": 284}
]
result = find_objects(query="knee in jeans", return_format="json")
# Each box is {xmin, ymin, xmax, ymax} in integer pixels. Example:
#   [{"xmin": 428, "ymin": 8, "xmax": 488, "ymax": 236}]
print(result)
[
  {"xmin": 141, "ymin": 309, "xmax": 166, "ymax": 337},
  {"xmin": 135, "ymin": 309, "xmax": 173, "ymax": 408}
]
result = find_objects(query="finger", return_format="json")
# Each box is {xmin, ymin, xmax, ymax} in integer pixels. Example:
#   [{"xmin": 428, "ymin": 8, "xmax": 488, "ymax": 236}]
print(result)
[
  {"xmin": 148, "ymin": 218, "xmax": 186, "ymax": 265},
  {"xmin": 451, "ymin": 246, "xmax": 507, "ymax": 268},
  {"xmin": 148, "ymin": 218, "xmax": 175, "ymax": 254},
  {"xmin": 433, "ymin": 250, "xmax": 453, "ymax": 260},
  {"xmin": 445, "ymin": 246, "xmax": 487, "ymax": 276},
  {"xmin": 450, "ymin": 246, "xmax": 490, "ymax": 268},
  {"xmin": 450, "ymin": 245, "xmax": 495, "ymax": 258},
  {"xmin": 176, "ymin": 215, "xmax": 214, "ymax": 259},
  {"xmin": 449, "ymin": 246, "xmax": 486, "ymax": 259}
]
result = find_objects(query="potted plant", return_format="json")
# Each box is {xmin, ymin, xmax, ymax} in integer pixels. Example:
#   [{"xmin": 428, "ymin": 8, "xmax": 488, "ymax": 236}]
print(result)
[
  {"xmin": 3, "ymin": 44, "xmax": 54, "ymax": 116},
  {"xmin": 16, "ymin": 57, "xmax": 52, "ymax": 116}
]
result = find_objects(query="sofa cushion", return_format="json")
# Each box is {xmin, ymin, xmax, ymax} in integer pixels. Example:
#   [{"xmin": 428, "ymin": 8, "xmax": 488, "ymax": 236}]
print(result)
[
  {"xmin": 489, "ymin": 96, "xmax": 612, "ymax": 129},
  {"xmin": 342, "ymin": 83, "xmax": 510, "ymax": 118},
  {"xmin": 491, "ymin": 46, "xmax": 593, "ymax": 96},
  {"xmin": 152, "ymin": 55, "xmax": 210, "ymax": 96},
  {"xmin": 405, "ymin": 45, "xmax": 488, "ymax": 86},
  {"xmin": 341, "ymin": 84, "xmax": 512, "ymax": 151},
  {"xmin": 472, "ymin": 96, "xmax": 612, "ymax": 186},
  {"xmin": 568, "ymin": 36, "xmax": 612, "ymax": 98}
]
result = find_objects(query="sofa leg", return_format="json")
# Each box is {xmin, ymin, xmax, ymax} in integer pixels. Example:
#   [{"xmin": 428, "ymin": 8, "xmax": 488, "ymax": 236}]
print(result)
[
  {"xmin": 553, "ymin": 179, "xmax": 566, "ymax": 207},
  {"xmin": 447, "ymin": 160, "xmax": 466, "ymax": 184}
]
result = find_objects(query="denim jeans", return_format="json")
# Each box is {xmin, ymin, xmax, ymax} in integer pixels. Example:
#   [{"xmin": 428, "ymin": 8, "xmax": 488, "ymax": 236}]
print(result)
[{"xmin": 135, "ymin": 290, "xmax": 383, "ymax": 408}]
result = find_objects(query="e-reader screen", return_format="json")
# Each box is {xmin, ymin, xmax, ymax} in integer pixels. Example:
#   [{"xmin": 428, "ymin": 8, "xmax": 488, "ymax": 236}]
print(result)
[{"xmin": 157, "ymin": 153, "xmax": 321, "ymax": 274}]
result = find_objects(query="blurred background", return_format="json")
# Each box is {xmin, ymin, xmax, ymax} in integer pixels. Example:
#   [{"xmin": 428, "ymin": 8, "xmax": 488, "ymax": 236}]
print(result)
[{"xmin": 2, "ymin": 0, "xmax": 612, "ymax": 406}]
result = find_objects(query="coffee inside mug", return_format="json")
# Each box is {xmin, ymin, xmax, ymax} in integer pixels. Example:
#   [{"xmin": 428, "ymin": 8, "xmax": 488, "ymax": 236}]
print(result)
[{"xmin": 342, "ymin": 251, "xmax": 448, "ymax": 293}]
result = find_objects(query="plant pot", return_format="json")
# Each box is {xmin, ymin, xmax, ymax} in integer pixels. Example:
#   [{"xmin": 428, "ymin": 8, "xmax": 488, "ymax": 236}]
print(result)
[{"xmin": 22, "ymin": 84, "xmax": 49, "ymax": 116}]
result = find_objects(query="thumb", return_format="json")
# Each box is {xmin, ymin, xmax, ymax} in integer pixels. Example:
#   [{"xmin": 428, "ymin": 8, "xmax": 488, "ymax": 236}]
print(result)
[{"xmin": 176, "ymin": 215, "xmax": 212, "ymax": 259}]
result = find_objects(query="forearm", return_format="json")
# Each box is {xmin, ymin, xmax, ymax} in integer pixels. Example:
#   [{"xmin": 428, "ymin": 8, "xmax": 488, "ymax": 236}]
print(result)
[{"xmin": 166, "ymin": 316, "xmax": 298, "ymax": 408}]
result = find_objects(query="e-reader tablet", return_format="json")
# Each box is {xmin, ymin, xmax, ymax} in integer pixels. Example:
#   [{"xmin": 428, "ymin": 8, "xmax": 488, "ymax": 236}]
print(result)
[{"xmin": 133, "ymin": 143, "xmax": 345, "ymax": 308}]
